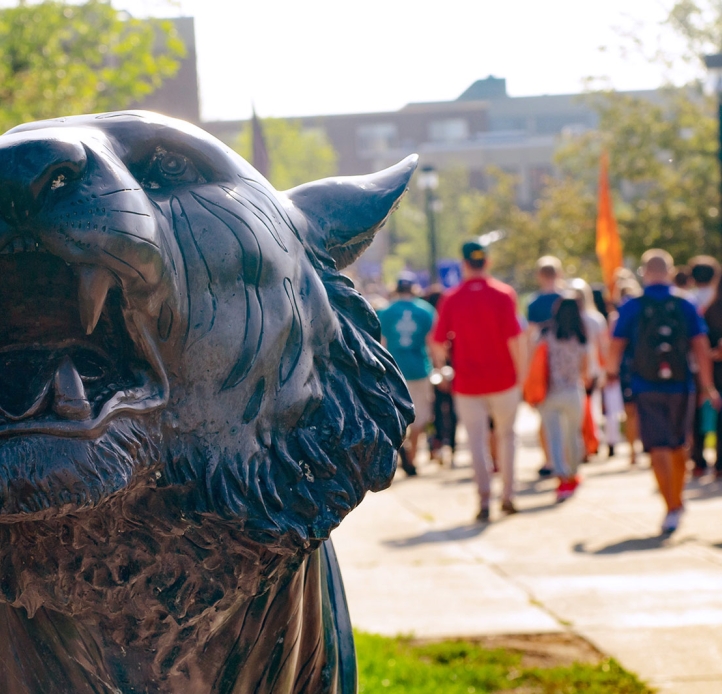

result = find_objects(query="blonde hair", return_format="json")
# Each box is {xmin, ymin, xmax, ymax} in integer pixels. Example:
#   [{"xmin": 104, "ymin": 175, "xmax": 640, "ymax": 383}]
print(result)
[
  {"xmin": 569, "ymin": 278, "xmax": 595, "ymax": 312},
  {"xmin": 536, "ymin": 255, "xmax": 562, "ymax": 279}
]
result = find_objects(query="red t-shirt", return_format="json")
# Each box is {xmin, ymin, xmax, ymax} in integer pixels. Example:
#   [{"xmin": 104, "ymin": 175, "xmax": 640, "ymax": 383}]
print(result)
[{"xmin": 433, "ymin": 277, "xmax": 521, "ymax": 395}]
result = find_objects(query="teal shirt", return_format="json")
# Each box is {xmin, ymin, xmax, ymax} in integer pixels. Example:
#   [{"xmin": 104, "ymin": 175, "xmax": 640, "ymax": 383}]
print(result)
[{"xmin": 378, "ymin": 298, "xmax": 435, "ymax": 381}]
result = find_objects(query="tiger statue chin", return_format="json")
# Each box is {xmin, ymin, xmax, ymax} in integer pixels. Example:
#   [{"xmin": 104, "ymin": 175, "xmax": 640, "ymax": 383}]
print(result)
[{"xmin": 0, "ymin": 111, "xmax": 416, "ymax": 694}]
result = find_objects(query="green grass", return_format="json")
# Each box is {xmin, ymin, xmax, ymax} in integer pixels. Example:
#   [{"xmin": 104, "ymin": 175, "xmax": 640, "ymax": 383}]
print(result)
[{"xmin": 355, "ymin": 632, "xmax": 653, "ymax": 693}]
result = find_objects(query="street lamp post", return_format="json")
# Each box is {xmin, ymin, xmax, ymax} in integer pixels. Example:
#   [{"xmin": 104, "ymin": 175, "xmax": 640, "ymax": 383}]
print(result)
[
  {"xmin": 704, "ymin": 53, "xmax": 722, "ymax": 234},
  {"xmin": 417, "ymin": 165, "xmax": 440, "ymax": 284}
]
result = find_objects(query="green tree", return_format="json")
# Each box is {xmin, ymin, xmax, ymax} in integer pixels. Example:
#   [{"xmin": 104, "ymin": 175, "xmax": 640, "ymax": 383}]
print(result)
[
  {"xmin": 459, "ymin": 0, "xmax": 722, "ymax": 290},
  {"xmin": 552, "ymin": 88, "xmax": 721, "ymax": 265},
  {"xmin": 378, "ymin": 0, "xmax": 722, "ymax": 290},
  {"xmin": 0, "ymin": 1, "xmax": 185, "ymax": 133},
  {"xmin": 667, "ymin": 0, "xmax": 722, "ymax": 63},
  {"xmin": 478, "ymin": 86, "xmax": 720, "ymax": 292},
  {"xmin": 471, "ymin": 169, "xmax": 599, "ymax": 291},
  {"xmin": 381, "ymin": 167, "xmax": 490, "ymax": 283},
  {"xmin": 234, "ymin": 118, "xmax": 338, "ymax": 190}
]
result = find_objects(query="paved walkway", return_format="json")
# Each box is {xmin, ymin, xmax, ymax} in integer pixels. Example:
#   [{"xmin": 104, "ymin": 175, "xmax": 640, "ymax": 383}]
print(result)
[{"xmin": 332, "ymin": 405, "xmax": 722, "ymax": 693}]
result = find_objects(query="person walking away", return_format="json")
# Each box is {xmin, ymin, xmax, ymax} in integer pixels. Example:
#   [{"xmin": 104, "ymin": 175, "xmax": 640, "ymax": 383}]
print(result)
[
  {"xmin": 432, "ymin": 239, "xmax": 525, "ymax": 521},
  {"xmin": 687, "ymin": 257, "xmax": 721, "ymax": 477},
  {"xmin": 703, "ymin": 276, "xmax": 722, "ymax": 479},
  {"xmin": 528, "ymin": 256, "xmax": 565, "ymax": 330},
  {"xmin": 570, "ymin": 278, "xmax": 607, "ymax": 457},
  {"xmin": 607, "ymin": 249, "xmax": 720, "ymax": 534},
  {"xmin": 673, "ymin": 266, "xmax": 693, "ymax": 299},
  {"xmin": 527, "ymin": 256, "xmax": 564, "ymax": 477},
  {"xmin": 378, "ymin": 273, "xmax": 436, "ymax": 476},
  {"xmin": 423, "ymin": 285, "xmax": 458, "ymax": 466},
  {"xmin": 538, "ymin": 296, "xmax": 590, "ymax": 501},
  {"xmin": 689, "ymin": 256, "xmax": 720, "ymax": 314}
]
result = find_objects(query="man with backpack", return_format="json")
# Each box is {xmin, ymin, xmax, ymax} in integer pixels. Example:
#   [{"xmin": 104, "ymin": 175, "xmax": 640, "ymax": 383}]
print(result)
[{"xmin": 607, "ymin": 249, "xmax": 720, "ymax": 534}]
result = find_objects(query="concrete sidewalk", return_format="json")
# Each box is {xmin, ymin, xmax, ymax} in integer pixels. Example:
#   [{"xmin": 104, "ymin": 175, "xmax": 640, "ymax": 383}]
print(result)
[{"xmin": 331, "ymin": 405, "xmax": 722, "ymax": 693}]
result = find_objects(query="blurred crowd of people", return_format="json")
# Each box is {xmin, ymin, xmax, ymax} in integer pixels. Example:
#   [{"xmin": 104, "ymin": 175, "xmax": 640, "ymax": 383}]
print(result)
[{"xmin": 371, "ymin": 242, "xmax": 722, "ymax": 536}]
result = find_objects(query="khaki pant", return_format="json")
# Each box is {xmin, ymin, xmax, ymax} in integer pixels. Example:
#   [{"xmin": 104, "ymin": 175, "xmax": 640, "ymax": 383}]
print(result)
[
  {"xmin": 406, "ymin": 378, "xmax": 432, "ymax": 432},
  {"xmin": 455, "ymin": 386, "xmax": 520, "ymax": 505}
]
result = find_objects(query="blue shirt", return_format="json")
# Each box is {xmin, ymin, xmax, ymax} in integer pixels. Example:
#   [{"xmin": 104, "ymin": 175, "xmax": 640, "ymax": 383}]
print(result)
[
  {"xmin": 527, "ymin": 292, "xmax": 561, "ymax": 324},
  {"xmin": 378, "ymin": 298, "xmax": 435, "ymax": 381},
  {"xmin": 613, "ymin": 284, "xmax": 706, "ymax": 394}
]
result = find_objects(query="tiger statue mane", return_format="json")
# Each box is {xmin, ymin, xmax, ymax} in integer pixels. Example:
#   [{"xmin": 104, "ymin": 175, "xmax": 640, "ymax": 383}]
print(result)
[{"xmin": 0, "ymin": 111, "xmax": 416, "ymax": 693}]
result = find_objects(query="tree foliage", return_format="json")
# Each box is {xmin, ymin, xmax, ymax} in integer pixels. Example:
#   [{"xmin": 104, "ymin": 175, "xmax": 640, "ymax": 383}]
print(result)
[
  {"xmin": 554, "ymin": 89, "xmax": 720, "ymax": 264},
  {"xmin": 482, "ymin": 171, "xmax": 599, "ymax": 290},
  {"xmin": 0, "ymin": 1, "xmax": 185, "ymax": 133},
  {"xmin": 667, "ymin": 0, "xmax": 722, "ymax": 62},
  {"xmin": 384, "ymin": 0, "xmax": 722, "ymax": 292},
  {"xmin": 383, "ymin": 167, "xmax": 487, "ymax": 278},
  {"xmin": 234, "ymin": 118, "xmax": 338, "ymax": 190}
]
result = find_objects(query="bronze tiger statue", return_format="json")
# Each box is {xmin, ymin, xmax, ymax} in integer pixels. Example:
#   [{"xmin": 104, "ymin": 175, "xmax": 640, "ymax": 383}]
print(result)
[{"xmin": 0, "ymin": 111, "xmax": 416, "ymax": 693}]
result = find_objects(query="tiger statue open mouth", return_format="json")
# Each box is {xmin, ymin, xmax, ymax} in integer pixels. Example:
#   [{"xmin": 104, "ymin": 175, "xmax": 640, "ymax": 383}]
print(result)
[{"xmin": 0, "ymin": 111, "xmax": 416, "ymax": 693}]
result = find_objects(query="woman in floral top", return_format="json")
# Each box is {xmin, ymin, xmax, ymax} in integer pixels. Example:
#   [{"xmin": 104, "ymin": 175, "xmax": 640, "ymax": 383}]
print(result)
[{"xmin": 539, "ymin": 296, "xmax": 590, "ymax": 502}]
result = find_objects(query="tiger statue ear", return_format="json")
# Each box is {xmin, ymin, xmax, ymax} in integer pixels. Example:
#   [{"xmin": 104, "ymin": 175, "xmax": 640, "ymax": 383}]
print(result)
[{"xmin": 285, "ymin": 154, "xmax": 418, "ymax": 269}]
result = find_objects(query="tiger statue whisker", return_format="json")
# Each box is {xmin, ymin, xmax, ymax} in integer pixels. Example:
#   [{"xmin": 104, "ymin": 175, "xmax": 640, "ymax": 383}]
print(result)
[{"xmin": 0, "ymin": 111, "xmax": 416, "ymax": 693}]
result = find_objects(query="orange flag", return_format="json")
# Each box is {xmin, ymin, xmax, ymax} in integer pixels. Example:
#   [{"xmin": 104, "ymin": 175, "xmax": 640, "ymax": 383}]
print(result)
[{"xmin": 596, "ymin": 152, "xmax": 623, "ymax": 295}]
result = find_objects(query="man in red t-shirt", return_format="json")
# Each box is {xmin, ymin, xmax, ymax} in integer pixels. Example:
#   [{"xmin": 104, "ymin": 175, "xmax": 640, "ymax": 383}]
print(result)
[{"xmin": 432, "ymin": 240, "xmax": 525, "ymax": 521}]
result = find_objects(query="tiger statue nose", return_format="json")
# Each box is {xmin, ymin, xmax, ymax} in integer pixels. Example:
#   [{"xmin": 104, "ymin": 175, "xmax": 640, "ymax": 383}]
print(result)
[{"xmin": 0, "ymin": 136, "xmax": 87, "ymax": 224}]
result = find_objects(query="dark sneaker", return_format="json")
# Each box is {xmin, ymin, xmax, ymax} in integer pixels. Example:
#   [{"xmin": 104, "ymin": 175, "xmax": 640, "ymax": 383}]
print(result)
[
  {"xmin": 538, "ymin": 465, "xmax": 553, "ymax": 478},
  {"xmin": 500, "ymin": 500, "xmax": 517, "ymax": 515},
  {"xmin": 608, "ymin": 444, "xmax": 615, "ymax": 458},
  {"xmin": 476, "ymin": 507, "xmax": 490, "ymax": 522},
  {"xmin": 398, "ymin": 448, "xmax": 417, "ymax": 477}
]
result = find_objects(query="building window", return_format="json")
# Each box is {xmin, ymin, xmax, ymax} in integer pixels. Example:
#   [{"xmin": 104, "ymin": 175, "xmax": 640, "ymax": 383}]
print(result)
[
  {"xmin": 428, "ymin": 118, "xmax": 469, "ymax": 143},
  {"xmin": 356, "ymin": 123, "xmax": 398, "ymax": 156},
  {"xmin": 534, "ymin": 114, "xmax": 587, "ymax": 135},
  {"xmin": 488, "ymin": 115, "xmax": 526, "ymax": 132}
]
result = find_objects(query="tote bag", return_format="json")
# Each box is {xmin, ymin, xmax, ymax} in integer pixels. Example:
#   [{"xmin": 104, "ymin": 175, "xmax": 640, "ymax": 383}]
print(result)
[{"xmin": 523, "ymin": 340, "xmax": 549, "ymax": 406}]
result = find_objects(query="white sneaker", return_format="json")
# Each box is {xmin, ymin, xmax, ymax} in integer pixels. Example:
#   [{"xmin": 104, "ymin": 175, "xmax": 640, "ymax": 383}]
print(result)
[{"xmin": 662, "ymin": 507, "xmax": 684, "ymax": 534}]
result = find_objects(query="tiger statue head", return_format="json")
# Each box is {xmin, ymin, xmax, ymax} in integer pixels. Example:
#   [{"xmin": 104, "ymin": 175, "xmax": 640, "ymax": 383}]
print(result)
[{"xmin": 0, "ymin": 111, "xmax": 416, "ymax": 692}]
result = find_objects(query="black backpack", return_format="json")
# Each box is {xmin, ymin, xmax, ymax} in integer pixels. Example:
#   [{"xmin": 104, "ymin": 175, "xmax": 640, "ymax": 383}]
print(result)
[{"xmin": 632, "ymin": 295, "xmax": 689, "ymax": 383}]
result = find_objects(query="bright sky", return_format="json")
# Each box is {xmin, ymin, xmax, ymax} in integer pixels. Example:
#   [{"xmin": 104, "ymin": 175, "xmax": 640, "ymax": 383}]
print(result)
[{"xmin": 116, "ymin": 0, "xmax": 696, "ymax": 122}]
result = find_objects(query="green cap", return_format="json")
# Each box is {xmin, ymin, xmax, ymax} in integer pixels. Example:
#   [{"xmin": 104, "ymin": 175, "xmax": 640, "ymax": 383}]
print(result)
[{"xmin": 461, "ymin": 239, "xmax": 486, "ymax": 263}]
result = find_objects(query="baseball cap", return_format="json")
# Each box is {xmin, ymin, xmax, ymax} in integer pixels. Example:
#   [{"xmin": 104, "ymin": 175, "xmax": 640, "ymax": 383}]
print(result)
[
  {"xmin": 461, "ymin": 239, "xmax": 487, "ymax": 263},
  {"xmin": 396, "ymin": 271, "xmax": 417, "ymax": 293}
]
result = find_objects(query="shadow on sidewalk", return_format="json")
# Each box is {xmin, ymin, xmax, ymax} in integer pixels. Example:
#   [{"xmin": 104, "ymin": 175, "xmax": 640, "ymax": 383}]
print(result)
[
  {"xmin": 684, "ymin": 477, "xmax": 722, "ymax": 502},
  {"xmin": 572, "ymin": 535, "xmax": 688, "ymax": 555},
  {"xmin": 383, "ymin": 523, "xmax": 488, "ymax": 548}
]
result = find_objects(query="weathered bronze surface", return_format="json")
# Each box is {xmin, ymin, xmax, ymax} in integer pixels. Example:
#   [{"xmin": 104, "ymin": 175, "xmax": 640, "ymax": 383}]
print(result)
[{"xmin": 0, "ymin": 111, "xmax": 416, "ymax": 693}]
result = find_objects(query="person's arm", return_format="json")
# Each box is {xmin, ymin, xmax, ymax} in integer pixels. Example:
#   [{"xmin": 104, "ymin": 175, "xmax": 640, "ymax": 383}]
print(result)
[
  {"xmin": 508, "ymin": 333, "xmax": 528, "ymax": 386},
  {"xmin": 606, "ymin": 337, "xmax": 628, "ymax": 381},
  {"xmin": 691, "ymin": 334, "xmax": 722, "ymax": 408},
  {"xmin": 597, "ymin": 322, "xmax": 610, "ymax": 370},
  {"xmin": 430, "ymin": 298, "xmax": 450, "ymax": 368},
  {"xmin": 710, "ymin": 337, "xmax": 722, "ymax": 362},
  {"xmin": 431, "ymin": 340, "xmax": 448, "ymax": 369}
]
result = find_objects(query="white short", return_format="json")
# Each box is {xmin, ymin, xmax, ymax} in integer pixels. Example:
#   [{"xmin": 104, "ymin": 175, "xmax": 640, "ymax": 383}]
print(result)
[{"xmin": 406, "ymin": 378, "xmax": 432, "ymax": 430}]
